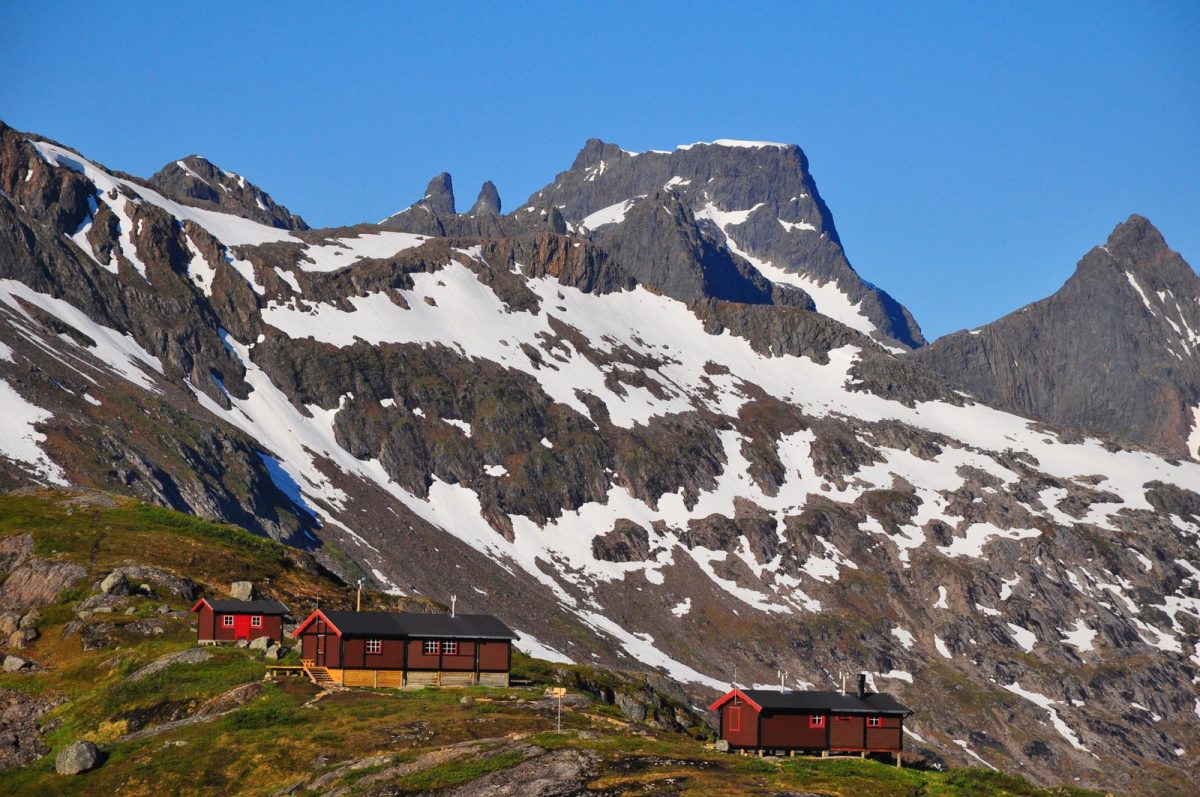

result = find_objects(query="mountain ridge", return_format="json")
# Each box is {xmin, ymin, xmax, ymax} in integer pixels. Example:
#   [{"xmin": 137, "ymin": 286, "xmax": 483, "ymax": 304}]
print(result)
[{"xmin": 1, "ymin": 119, "xmax": 1198, "ymax": 792}]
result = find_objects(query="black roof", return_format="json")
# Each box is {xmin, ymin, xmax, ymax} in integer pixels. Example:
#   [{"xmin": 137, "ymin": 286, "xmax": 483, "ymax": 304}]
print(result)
[
  {"xmin": 739, "ymin": 689, "xmax": 913, "ymax": 716},
  {"xmin": 319, "ymin": 611, "xmax": 517, "ymax": 640},
  {"xmin": 203, "ymin": 599, "xmax": 289, "ymax": 615}
]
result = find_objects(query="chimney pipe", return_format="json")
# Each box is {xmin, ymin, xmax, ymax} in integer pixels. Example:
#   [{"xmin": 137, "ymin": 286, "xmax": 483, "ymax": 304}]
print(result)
[
  {"xmin": 450, "ymin": 595, "xmax": 457, "ymax": 618},
  {"xmin": 857, "ymin": 673, "xmax": 867, "ymax": 699}
]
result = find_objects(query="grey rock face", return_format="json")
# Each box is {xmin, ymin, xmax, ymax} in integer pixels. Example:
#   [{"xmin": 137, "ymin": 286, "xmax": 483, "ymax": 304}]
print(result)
[
  {"xmin": 229, "ymin": 580, "xmax": 254, "ymax": 600},
  {"xmin": 148, "ymin": 156, "xmax": 307, "ymax": 230},
  {"xmin": 55, "ymin": 740, "xmax": 100, "ymax": 775},
  {"xmin": 914, "ymin": 215, "xmax": 1200, "ymax": 456},
  {"xmin": 594, "ymin": 190, "xmax": 776, "ymax": 305},
  {"xmin": 248, "ymin": 635, "xmax": 272, "ymax": 650}
]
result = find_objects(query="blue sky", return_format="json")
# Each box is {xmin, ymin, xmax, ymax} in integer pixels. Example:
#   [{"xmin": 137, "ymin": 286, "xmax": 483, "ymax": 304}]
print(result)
[{"xmin": 2, "ymin": 2, "xmax": 1196, "ymax": 340}]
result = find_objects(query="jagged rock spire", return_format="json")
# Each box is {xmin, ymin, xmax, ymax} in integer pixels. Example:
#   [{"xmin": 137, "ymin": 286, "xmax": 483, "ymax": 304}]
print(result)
[
  {"xmin": 469, "ymin": 181, "xmax": 501, "ymax": 216},
  {"xmin": 422, "ymin": 173, "xmax": 456, "ymax": 215}
]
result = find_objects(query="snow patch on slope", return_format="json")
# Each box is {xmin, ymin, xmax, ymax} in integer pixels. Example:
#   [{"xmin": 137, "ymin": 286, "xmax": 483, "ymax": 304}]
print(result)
[{"xmin": 0, "ymin": 377, "xmax": 67, "ymax": 484}]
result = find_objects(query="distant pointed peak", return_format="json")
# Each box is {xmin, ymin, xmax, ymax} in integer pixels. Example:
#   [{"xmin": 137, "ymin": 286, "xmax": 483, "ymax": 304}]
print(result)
[
  {"xmin": 468, "ymin": 181, "xmax": 501, "ymax": 215},
  {"xmin": 1100, "ymin": 214, "xmax": 1170, "ymax": 271},
  {"xmin": 421, "ymin": 172, "xmax": 456, "ymax": 214}
]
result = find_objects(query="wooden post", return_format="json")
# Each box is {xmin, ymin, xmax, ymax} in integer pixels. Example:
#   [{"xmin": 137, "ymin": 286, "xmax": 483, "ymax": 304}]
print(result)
[
  {"xmin": 789, "ymin": 750, "xmax": 794, "ymax": 757},
  {"xmin": 373, "ymin": 670, "xmax": 378, "ymax": 688},
  {"xmin": 757, "ymin": 749, "xmax": 763, "ymax": 758},
  {"xmin": 896, "ymin": 751, "xmax": 902, "ymax": 768},
  {"xmin": 860, "ymin": 751, "xmax": 866, "ymax": 759},
  {"xmin": 821, "ymin": 750, "xmax": 828, "ymax": 758}
]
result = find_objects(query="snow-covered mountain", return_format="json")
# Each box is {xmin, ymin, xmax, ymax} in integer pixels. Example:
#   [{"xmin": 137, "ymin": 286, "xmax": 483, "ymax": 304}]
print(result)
[{"xmin": 1, "ymin": 121, "xmax": 1198, "ymax": 793}]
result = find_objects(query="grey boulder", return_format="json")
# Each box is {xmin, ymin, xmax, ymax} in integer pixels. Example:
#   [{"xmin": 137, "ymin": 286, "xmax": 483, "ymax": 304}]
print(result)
[{"xmin": 55, "ymin": 740, "xmax": 100, "ymax": 775}]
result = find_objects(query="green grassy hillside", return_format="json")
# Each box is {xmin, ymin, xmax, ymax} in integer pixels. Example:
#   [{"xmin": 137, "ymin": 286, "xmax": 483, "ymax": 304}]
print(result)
[{"xmin": 0, "ymin": 489, "xmax": 1102, "ymax": 796}]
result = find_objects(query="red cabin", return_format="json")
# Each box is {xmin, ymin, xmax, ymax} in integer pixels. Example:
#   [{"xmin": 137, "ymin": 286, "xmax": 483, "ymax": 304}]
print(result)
[
  {"xmin": 710, "ymin": 681, "xmax": 913, "ymax": 761},
  {"xmin": 192, "ymin": 598, "xmax": 288, "ymax": 644},
  {"xmin": 293, "ymin": 609, "xmax": 516, "ymax": 688}
]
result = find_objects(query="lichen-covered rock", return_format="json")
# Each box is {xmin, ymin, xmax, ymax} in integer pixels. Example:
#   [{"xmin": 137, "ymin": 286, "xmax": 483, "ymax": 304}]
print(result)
[
  {"xmin": 2, "ymin": 656, "xmax": 28, "ymax": 672},
  {"xmin": 0, "ymin": 534, "xmax": 33, "ymax": 575},
  {"xmin": 125, "ymin": 647, "xmax": 212, "ymax": 682},
  {"xmin": 0, "ymin": 688, "xmax": 64, "ymax": 770},
  {"xmin": 0, "ymin": 559, "xmax": 86, "ymax": 611},
  {"xmin": 55, "ymin": 740, "xmax": 100, "ymax": 775},
  {"xmin": 229, "ymin": 581, "xmax": 254, "ymax": 601},
  {"xmin": 104, "ymin": 567, "xmax": 194, "ymax": 600},
  {"xmin": 99, "ymin": 571, "xmax": 128, "ymax": 595}
]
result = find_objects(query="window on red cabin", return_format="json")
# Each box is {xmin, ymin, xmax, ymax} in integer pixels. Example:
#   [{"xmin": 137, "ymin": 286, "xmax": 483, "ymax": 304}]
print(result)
[
  {"xmin": 728, "ymin": 706, "xmax": 741, "ymax": 732},
  {"xmin": 423, "ymin": 640, "xmax": 439, "ymax": 655},
  {"xmin": 366, "ymin": 639, "xmax": 381, "ymax": 654},
  {"xmin": 836, "ymin": 715, "xmax": 852, "ymax": 722},
  {"xmin": 222, "ymin": 615, "xmax": 233, "ymax": 626},
  {"xmin": 809, "ymin": 715, "xmax": 825, "ymax": 728},
  {"xmin": 251, "ymin": 615, "xmax": 262, "ymax": 627},
  {"xmin": 868, "ymin": 716, "xmax": 882, "ymax": 727},
  {"xmin": 443, "ymin": 640, "xmax": 458, "ymax": 655}
]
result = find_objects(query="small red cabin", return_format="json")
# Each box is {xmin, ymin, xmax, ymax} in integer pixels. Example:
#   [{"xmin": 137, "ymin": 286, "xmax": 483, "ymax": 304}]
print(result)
[
  {"xmin": 710, "ymin": 681, "xmax": 913, "ymax": 758},
  {"xmin": 294, "ymin": 609, "xmax": 517, "ymax": 688},
  {"xmin": 192, "ymin": 598, "xmax": 288, "ymax": 644}
]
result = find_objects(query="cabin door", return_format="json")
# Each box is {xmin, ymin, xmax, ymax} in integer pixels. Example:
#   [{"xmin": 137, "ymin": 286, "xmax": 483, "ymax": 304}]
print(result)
[
  {"xmin": 233, "ymin": 615, "xmax": 251, "ymax": 640},
  {"xmin": 316, "ymin": 634, "xmax": 327, "ymax": 666}
]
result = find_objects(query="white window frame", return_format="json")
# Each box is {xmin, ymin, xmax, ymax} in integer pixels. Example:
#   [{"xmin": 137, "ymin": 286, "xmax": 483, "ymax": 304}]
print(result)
[
  {"xmin": 251, "ymin": 615, "xmax": 262, "ymax": 628},
  {"xmin": 223, "ymin": 615, "xmax": 234, "ymax": 627},
  {"xmin": 366, "ymin": 638, "xmax": 382, "ymax": 654},
  {"xmin": 423, "ymin": 640, "xmax": 439, "ymax": 655},
  {"xmin": 442, "ymin": 640, "xmax": 458, "ymax": 655},
  {"xmin": 867, "ymin": 716, "xmax": 882, "ymax": 727}
]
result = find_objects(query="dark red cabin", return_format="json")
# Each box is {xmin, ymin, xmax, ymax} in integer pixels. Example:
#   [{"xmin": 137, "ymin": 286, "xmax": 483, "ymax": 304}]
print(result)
[
  {"xmin": 710, "ymin": 681, "xmax": 913, "ymax": 759},
  {"xmin": 192, "ymin": 598, "xmax": 288, "ymax": 644},
  {"xmin": 293, "ymin": 609, "xmax": 517, "ymax": 688}
]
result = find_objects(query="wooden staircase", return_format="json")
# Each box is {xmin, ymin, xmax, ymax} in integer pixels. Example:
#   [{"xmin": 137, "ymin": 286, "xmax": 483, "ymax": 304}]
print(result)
[{"xmin": 301, "ymin": 659, "xmax": 337, "ymax": 688}]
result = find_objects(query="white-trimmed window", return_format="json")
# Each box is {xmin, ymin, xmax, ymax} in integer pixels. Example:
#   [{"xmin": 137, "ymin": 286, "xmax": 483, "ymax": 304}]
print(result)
[
  {"xmin": 867, "ymin": 716, "xmax": 882, "ymax": 727},
  {"xmin": 251, "ymin": 615, "xmax": 262, "ymax": 628},
  {"xmin": 442, "ymin": 640, "xmax": 458, "ymax": 655},
  {"xmin": 423, "ymin": 640, "xmax": 439, "ymax": 655},
  {"xmin": 366, "ymin": 639, "xmax": 382, "ymax": 654},
  {"xmin": 223, "ymin": 615, "xmax": 234, "ymax": 626}
]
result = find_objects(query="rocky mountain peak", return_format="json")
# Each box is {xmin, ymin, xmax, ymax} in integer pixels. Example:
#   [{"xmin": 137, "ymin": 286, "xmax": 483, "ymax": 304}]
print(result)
[
  {"xmin": 570, "ymin": 138, "xmax": 632, "ymax": 170},
  {"xmin": 469, "ymin": 181, "xmax": 502, "ymax": 216},
  {"xmin": 915, "ymin": 214, "xmax": 1200, "ymax": 456},
  {"xmin": 421, "ymin": 172, "xmax": 456, "ymax": 215},
  {"xmin": 148, "ymin": 155, "xmax": 308, "ymax": 230},
  {"xmin": 1096, "ymin": 213, "xmax": 1172, "ymax": 272}
]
